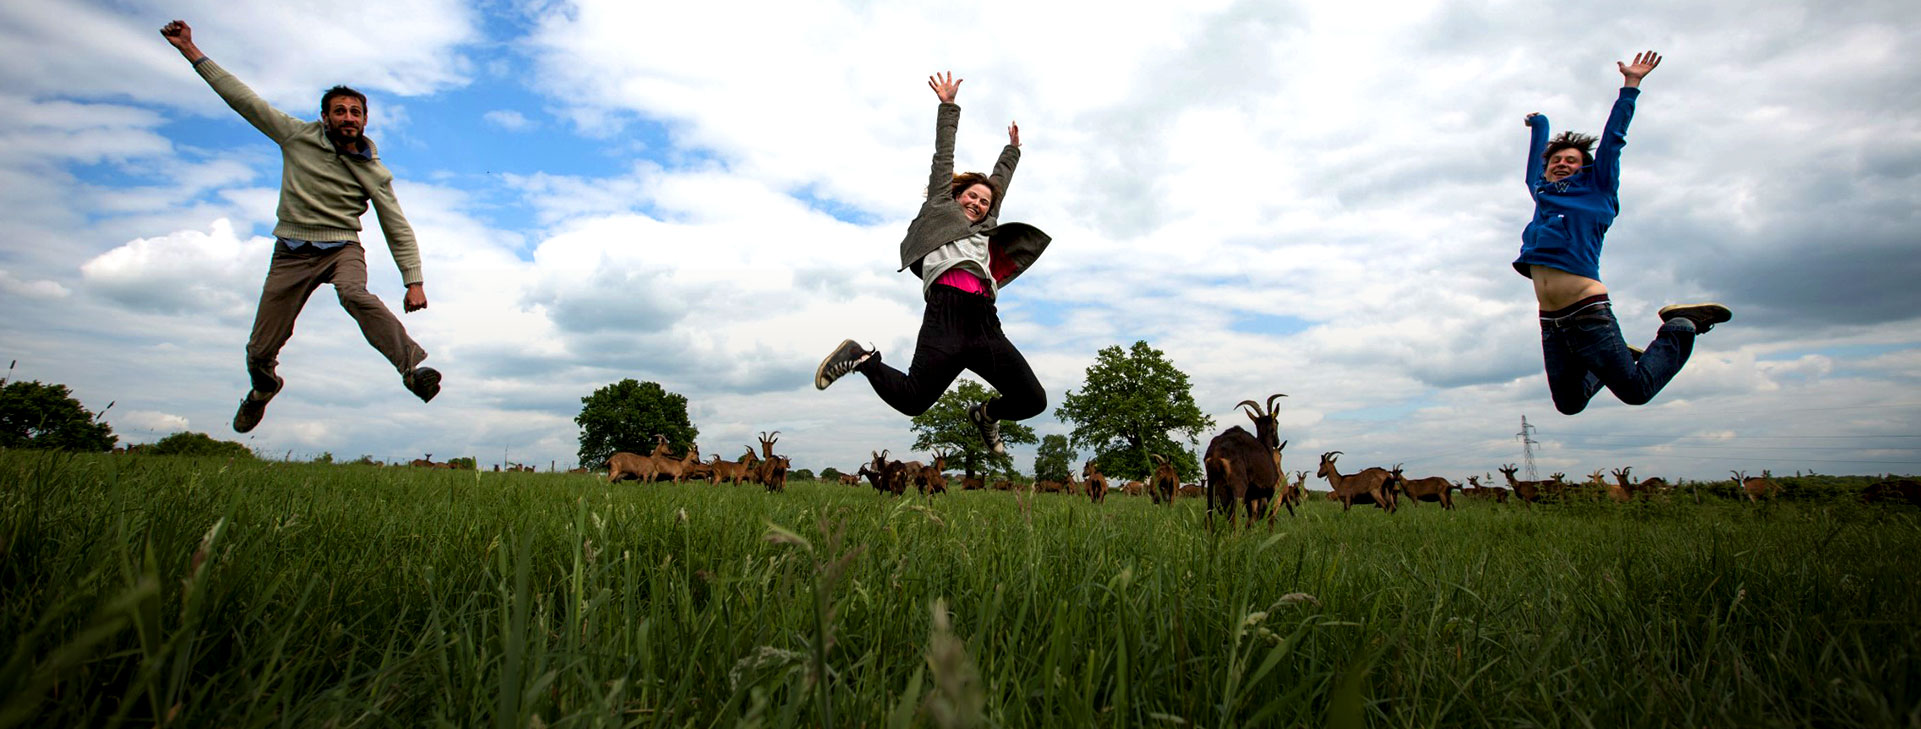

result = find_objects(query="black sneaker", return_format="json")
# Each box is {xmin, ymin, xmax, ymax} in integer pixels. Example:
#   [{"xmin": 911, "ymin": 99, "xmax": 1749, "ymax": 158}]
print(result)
[
  {"xmin": 969, "ymin": 401, "xmax": 1005, "ymax": 455},
  {"xmin": 1657, "ymin": 303, "xmax": 1732, "ymax": 334},
  {"xmin": 404, "ymin": 367, "xmax": 442, "ymax": 403},
  {"xmin": 814, "ymin": 339, "xmax": 873, "ymax": 390},
  {"xmin": 232, "ymin": 374, "xmax": 282, "ymax": 434}
]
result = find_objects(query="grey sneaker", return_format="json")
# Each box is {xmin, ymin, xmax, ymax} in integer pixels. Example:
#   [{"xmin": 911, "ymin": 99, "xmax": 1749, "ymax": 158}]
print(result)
[
  {"xmin": 969, "ymin": 401, "xmax": 1005, "ymax": 455},
  {"xmin": 1658, "ymin": 303, "xmax": 1732, "ymax": 334},
  {"xmin": 404, "ymin": 367, "xmax": 442, "ymax": 403},
  {"xmin": 232, "ymin": 374, "xmax": 282, "ymax": 434},
  {"xmin": 814, "ymin": 339, "xmax": 874, "ymax": 390}
]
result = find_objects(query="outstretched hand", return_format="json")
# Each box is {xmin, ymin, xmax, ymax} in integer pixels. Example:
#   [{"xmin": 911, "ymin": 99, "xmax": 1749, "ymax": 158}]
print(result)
[
  {"xmin": 1617, "ymin": 50, "xmax": 1661, "ymax": 87},
  {"xmin": 928, "ymin": 71, "xmax": 961, "ymax": 103},
  {"xmin": 1008, "ymin": 121, "xmax": 1020, "ymax": 148}
]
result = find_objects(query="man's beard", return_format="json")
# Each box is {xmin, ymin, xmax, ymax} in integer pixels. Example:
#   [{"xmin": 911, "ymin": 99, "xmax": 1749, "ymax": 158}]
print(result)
[{"xmin": 326, "ymin": 124, "xmax": 362, "ymax": 150}]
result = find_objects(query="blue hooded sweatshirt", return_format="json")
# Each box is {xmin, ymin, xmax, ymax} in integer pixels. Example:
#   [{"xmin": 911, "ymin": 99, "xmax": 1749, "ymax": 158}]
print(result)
[{"xmin": 1513, "ymin": 86, "xmax": 1640, "ymax": 281}]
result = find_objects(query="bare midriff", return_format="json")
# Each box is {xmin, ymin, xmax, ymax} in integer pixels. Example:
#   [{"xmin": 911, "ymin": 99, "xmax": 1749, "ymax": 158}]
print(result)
[{"xmin": 1530, "ymin": 265, "xmax": 1610, "ymax": 311}]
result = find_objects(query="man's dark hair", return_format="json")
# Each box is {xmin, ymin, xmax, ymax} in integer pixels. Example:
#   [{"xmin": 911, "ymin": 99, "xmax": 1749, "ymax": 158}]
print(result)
[
  {"xmin": 1543, "ymin": 131, "xmax": 1597, "ymax": 166},
  {"xmin": 320, "ymin": 85, "xmax": 368, "ymax": 114},
  {"xmin": 949, "ymin": 172, "xmax": 1000, "ymax": 205}
]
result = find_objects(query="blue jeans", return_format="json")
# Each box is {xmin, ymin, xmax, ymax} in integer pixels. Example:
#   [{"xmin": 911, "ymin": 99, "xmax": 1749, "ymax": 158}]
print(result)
[{"xmin": 1540, "ymin": 295, "xmax": 1695, "ymax": 415}]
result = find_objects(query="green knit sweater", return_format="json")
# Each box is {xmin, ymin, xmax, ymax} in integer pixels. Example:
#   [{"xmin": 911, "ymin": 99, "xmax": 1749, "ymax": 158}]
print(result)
[{"xmin": 193, "ymin": 60, "xmax": 423, "ymax": 285}]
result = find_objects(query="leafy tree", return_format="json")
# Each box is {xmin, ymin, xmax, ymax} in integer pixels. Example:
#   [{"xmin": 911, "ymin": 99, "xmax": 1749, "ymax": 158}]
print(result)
[
  {"xmin": 820, "ymin": 466, "xmax": 844, "ymax": 483},
  {"xmin": 1034, "ymin": 434, "xmax": 1076, "ymax": 483},
  {"xmin": 149, "ymin": 431, "xmax": 253, "ymax": 459},
  {"xmin": 576, "ymin": 379, "xmax": 699, "ymax": 469},
  {"xmin": 447, "ymin": 456, "xmax": 477, "ymax": 470},
  {"xmin": 910, "ymin": 379, "xmax": 1037, "ymax": 479},
  {"xmin": 313, "ymin": 451, "xmax": 335, "ymax": 464},
  {"xmin": 0, "ymin": 379, "xmax": 116, "ymax": 452},
  {"xmin": 790, "ymin": 468, "xmax": 816, "ymax": 482},
  {"xmin": 1054, "ymin": 341, "xmax": 1213, "ymax": 481}
]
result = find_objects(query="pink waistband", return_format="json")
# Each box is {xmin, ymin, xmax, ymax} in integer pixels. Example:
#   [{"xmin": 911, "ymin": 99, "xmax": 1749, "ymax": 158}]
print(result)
[{"xmin": 933, "ymin": 268, "xmax": 990, "ymax": 295}]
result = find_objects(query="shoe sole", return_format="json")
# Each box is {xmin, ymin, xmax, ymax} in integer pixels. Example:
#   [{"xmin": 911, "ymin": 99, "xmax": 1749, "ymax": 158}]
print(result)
[
  {"xmin": 1658, "ymin": 303, "xmax": 1732, "ymax": 328},
  {"xmin": 233, "ymin": 393, "xmax": 272, "ymax": 433},
  {"xmin": 410, "ymin": 368, "xmax": 442, "ymax": 403},
  {"xmin": 815, "ymin": 339, "xmax": 859, "ymax": 390}
]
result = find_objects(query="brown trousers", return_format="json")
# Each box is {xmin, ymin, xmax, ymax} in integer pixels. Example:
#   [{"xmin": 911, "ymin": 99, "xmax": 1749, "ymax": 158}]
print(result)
[{"xmin": 245, "ymin": 242, "xmax": 426, "ymax": 391}]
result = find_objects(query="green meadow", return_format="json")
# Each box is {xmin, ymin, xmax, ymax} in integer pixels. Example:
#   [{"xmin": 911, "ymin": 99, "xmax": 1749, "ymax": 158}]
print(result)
[{"xmin": 2, "ymin": 452, "xmax": 1916, "ymax": 727}]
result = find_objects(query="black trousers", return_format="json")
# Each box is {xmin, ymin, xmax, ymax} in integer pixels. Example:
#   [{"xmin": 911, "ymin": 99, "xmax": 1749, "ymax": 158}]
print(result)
[{"xmin": 858, "ymin": 286, "xmax": 1046, "ymax": 420}]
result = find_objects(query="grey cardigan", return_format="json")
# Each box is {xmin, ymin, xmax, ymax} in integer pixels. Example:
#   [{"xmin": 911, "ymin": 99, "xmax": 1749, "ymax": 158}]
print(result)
[{"xmin": 897, "ymin": 103, "xmax": 1051, "ymax": 289}]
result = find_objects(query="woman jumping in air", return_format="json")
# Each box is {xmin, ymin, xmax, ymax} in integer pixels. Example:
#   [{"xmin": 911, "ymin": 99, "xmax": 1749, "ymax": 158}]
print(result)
[
  {"xmin": 1516, "ymin": 51, "xmax": 1731, "ymax": 415},
  {"xmin": 814, "ymin": 71, "xmax": 1051, "ymax": 454}
]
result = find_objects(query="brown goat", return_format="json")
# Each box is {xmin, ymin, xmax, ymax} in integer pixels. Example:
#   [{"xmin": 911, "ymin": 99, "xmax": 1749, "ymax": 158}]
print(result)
[
  {"xmin": 1387, "ymin": 464, "xmax": 1456, "ymax": 509},
  {"xmin": 1204, "ymin": 393, "xmax": 1292, "ymax": 526},
  {"xmin": 1082, "ymin": 460, "xmax": 1110, "ymax": 501},
  {"xmin": 607, "ymin": 451, "xmax": 650, "ymax": 483},
  {"xmin": 1317, "ymin": 451, "xmax": 1396, "ymax": 513},
  {"xmin": 754, "ymin": 432, "xmax": 788, "ymax": 492},
  {"xmin": 1733, "ymin": 470, "xmax": 1781, "ymax": 503},
  {"xmin": 920, "ymin": 451, "xmax": 951, "ymax": 495},
  {"xmin": 1148, "ymin": 453, "xmax": 1180, "ymax": 506},
  {"xmin": 1461, "ymin": 475, "xmax": 1509, "ymax": 504},
  {"xmin": 1498, "ymin": 465, "xmax": 1549, "ymax": 505},
  {"xmin": 1122, "ymin": 481, "xmax": 1145, "ymax": 496}
]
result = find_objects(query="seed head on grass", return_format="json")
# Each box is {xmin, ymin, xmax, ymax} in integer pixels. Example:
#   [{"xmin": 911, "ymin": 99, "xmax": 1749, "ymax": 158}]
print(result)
[{"xmin": 922, "ymin": 598, "xmax": 985, "ymax": 729}]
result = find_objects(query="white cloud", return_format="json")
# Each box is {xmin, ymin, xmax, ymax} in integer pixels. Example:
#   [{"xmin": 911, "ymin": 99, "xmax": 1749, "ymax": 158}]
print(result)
[
  {"xmin": 483, "ymin": 109, "xmax": 536, "ymax": 132},
  {"xmin": 1, "ymin": 0, "xmax": 1917, "ymax": 480}
]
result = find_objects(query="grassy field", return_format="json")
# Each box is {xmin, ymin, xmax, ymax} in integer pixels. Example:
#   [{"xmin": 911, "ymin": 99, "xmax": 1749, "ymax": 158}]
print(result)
[{"xmin": 2, "ymin": 452, "xmax": 1917, "ymax": 728}]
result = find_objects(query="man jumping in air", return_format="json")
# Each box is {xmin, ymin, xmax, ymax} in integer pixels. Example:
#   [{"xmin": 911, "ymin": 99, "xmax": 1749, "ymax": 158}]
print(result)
[
  {"xmin": 1516, "ymin": 51, "xmax": 1730, "ymax": 415},
  {"xmin": 813, "ymin": 71, "xmax": 1051, "ymax": 455},
  {"xmin": 161, "ymin": 20, "xmax": 441, "ymax": 433}
]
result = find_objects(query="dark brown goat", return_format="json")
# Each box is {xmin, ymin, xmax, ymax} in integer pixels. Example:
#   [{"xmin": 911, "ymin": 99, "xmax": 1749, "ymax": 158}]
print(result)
[
  {"xmin": 1204, "ymin": 393, "xmax": 1291, "ymax": 526},
  {"xmin": 1499, "ymin": 464, "xmax": 1550, "ymax": 505},
  {"xmin": 1148, "ymin": 453, "xmax": 1180, "ymax": 506},
  {"xmin": 1082, "ymin": 460, "xmax": 1110, "ymax": 502}
]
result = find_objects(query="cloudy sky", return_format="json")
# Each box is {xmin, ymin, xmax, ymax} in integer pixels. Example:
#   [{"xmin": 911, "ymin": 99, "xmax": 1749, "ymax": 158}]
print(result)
[{"xmin": 3, "ymin": 0, "xmax": 1917, "ymax": 482}]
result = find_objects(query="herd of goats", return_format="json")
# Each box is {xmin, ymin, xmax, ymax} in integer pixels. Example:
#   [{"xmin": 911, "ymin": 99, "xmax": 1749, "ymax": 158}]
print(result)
[{"xmin": 542, "ymin": 394, "xmax": 1826, "ymax": 521}]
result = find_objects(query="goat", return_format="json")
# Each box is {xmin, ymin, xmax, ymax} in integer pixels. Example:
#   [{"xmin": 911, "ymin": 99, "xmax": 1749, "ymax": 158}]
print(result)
[
  {"xmin": 1082, "ymin": 460, "xmax": 1110, "ymax": 502},
  {"xmin": 1733, "ymin": 470, "xmax": 1781, "ymax": 503},
  {"xmin": 754, "ymin": 432, "xmax": 788, "ymax": 492},
  {"xmin": 1148, "ymin": 453, "xmax": 1180, "ymax": 506},
  {"xmin": 1498, "ymin": 465, "xmax": 1551, "ymax": 505},
  {"xmin": 860, "ymin": 451, "xmax": 891, "ymax": 494},
  {"xmin": 1610, "ymin": 467, "xmax": 1666, "ymax": 502},
  {"xmin": 410, "ymin": 453, "xmax": 436, "ymax": 469},
  {"xmin": 1279, "ymin": 471, "xmax": 1310, "ymax": 510},
  {"xmin": 1317, "ymin": 451, "xmax": 1396, "ymax": 513},
  {"xmin": 961, "ymin": 475, "xmax": 986, "ymax": 491},
  {"xmin": 919, "ymin": 450, "xmax": 951, "ymax": 495},
  {"xmin": 1862, "ymin": 478, "xmax": 1921, "ymax": 506},
  {"xmin": 607, "ymin": 451, "xmax": 651, "ymax": 483},
  {"xmin": 708, "ymin": 451, "xmax": 754, "ymax": 486},
  {"xmin": 1122, "ymin": 481, "xmax": 1145, "ymax": 496},
  {"xmin": 1387, "ymin": 464, "xmax": 1456, "ymax": 509},
  {"xmin": 1461, "ymin": 475, "xmax": 1509, "ymax": 504},
  {"xmin": 1204, "ymin": 393, "xmax": 1292, "ymax": 526},
  {"xmin": 839, "ymin": 473, "xmax": 861, "ymax": 486},
  {"xmin": 1178, "ymin": 484, "xmax": 1204, "ymax": 499},
  {"xmin": 649, "ymin": 445, "xmax": 701, "ymax": 484}
]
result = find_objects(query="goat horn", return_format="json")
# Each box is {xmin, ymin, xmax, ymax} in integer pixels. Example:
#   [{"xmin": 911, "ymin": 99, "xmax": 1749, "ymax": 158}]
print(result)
[{"xmin": 1265, "ymin": 393, "xmax": 1287, "ymax": 412}]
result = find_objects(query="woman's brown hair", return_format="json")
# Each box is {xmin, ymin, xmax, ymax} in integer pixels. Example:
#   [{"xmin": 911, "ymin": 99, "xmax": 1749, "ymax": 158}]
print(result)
[{"xmin": 949, "ymin": 172, "xmax": 1000, "ymax": 205}]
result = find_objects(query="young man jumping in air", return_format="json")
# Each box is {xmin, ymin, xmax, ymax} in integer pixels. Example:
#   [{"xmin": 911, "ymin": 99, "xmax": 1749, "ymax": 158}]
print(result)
[
  {"xmin": 1517, "ymin": 51, "xmax": 1730, "ymax": 415},
  {"xmin": 814, "ymin": 72, "xmax": 1051, "ymax": 454},
  {"xmin": 162, "ymin": 20, "xmax": 441, "ymax": 433}
]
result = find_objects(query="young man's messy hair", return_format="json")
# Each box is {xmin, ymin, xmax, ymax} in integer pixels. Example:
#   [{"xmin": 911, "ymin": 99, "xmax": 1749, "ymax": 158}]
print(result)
[
  {"xmin": 1543, "ymin": 131, "xmax": 1598, "ymax": 166},
  {"xmin": 320, "ymin": 85, "xmax": 368, "ymax": 114}
]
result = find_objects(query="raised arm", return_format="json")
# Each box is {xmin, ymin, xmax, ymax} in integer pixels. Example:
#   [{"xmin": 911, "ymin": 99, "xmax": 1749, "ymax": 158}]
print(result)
[
  {"xmin": 987, "ymin": 121, "xmax": 1020, "ymax": 218},
  {"xmin": 1594, "ymin": 51, "xmax": 1658, "ymax": 192},
  {"xmin": 160, "ymin": 19, "xmax": 303, "ymax": 143},
  {"xmin": 924, "ymin": 71, "xmax": 962, "ymax": 199},
  {"xmin": 1523, "ymin": 112, "xmax": 1549, "ymax": 186}
]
